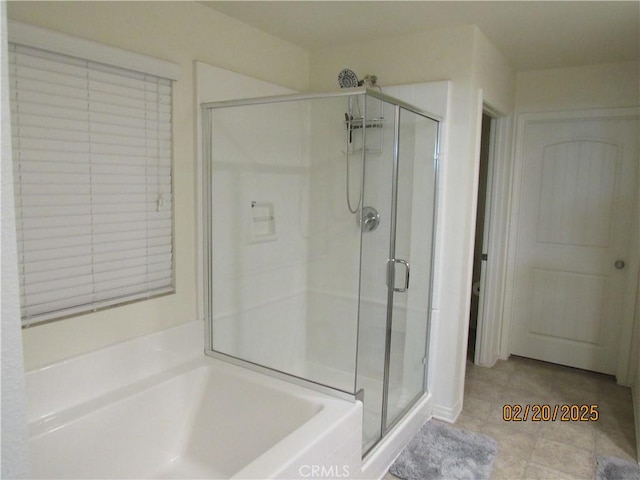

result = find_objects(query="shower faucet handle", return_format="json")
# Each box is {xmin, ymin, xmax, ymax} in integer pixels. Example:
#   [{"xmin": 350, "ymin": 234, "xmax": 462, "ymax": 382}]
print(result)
[{"xmin": 359, "ymin": 206, "xmax": 380, "ymax": 232}]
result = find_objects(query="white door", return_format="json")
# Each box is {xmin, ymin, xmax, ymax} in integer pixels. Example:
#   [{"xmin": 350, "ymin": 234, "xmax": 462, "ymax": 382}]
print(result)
[{"xmin": 510, "ymin": 112, "xmax": 638, "ymax": 374}]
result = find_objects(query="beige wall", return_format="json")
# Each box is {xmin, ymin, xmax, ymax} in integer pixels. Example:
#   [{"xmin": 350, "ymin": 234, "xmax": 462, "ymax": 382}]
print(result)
[
  {"xmin": 8, "ymin": 1, "xmax": 309, "ymax": 370},
  {"xmin": 515, "ymin": 61, "xmax": 639, "ymax": 112},
  {"xmin": 309, "ymin": 25, "xmax": 477, "ymax": 92},
  {"xmin": 472, "ymin": 28, "xmax": 516, "ymax": 114}
]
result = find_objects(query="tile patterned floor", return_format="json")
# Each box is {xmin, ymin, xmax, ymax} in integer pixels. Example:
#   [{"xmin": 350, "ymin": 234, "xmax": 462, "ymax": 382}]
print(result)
[{"xmin": 386, "ymin": 355, "xmax": 636, "ymax": 479}]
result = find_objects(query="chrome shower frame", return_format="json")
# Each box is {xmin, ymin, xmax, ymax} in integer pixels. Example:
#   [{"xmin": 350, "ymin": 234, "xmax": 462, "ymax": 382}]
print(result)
[
  {"xmin": 202, "ymin": 87, "xmax": 441, "ymax": 122},
  {"xmin": 201, "ymin": 88, "xmax": 442, "ymax": 453}
]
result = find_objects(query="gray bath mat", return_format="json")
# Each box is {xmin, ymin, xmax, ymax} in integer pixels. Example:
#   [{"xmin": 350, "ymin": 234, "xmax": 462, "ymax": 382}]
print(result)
[
  {"xmin": 389, "ymin": 421, "xmax": 497, "ymax": 480},
  {"xmin": 596, "ymin": 456, "xmax": 640, "ymax": 480}
]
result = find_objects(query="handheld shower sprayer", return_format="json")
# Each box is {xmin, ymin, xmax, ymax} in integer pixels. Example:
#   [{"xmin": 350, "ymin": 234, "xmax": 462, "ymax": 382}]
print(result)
[
  {"xmin": 339, "ymin": 69, "xmax": 383, "ymax": 218},
  {"xmin": 362, "ymin": 74, "xmax": 381, "ymax": 91}
]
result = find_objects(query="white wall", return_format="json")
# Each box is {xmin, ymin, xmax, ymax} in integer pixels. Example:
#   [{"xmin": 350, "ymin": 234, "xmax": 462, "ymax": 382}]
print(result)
[
  {"xmin": 7, "ymin": 1, "xmax": 310, "ymax": 370},
  {"xmin": 1, "ymin": 3, "xmax": 30, "ymax": 477}
]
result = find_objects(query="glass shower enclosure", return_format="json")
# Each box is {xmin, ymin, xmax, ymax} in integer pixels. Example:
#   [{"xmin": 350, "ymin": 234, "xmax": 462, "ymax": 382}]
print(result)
[{"xmin": 202, "ymin": 89, "xmax": 440, "ymax": 453}]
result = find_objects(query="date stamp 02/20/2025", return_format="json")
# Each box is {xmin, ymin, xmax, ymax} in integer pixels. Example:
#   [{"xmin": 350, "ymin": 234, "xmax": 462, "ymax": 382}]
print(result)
[{"xmin": 502, "ymin": 404, "xmax": 600, "ymax": 422}]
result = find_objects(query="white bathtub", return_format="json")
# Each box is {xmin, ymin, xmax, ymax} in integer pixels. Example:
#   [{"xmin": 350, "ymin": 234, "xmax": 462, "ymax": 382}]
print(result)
[{"xmin": 26, "ymin": 322, "xmax": 363, "ymax": 479}]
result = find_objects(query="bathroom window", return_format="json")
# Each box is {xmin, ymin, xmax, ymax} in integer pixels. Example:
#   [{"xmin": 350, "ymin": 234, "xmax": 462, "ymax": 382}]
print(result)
[{"xmin": 8, "ymin": 23, "xmax": 180, "ymax": 326}]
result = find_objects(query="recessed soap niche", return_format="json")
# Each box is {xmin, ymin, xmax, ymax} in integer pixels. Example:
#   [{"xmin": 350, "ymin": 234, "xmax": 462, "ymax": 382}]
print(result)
[{"xmin": 249, "ymin": 201, "xmax": 277, "ymax": 243}]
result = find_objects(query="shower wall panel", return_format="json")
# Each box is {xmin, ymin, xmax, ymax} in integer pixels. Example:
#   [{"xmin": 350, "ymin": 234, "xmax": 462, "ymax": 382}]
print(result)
[
  {"xmin": 304, "ymin": 96, "xmax": 362, "ymax": 390},
  {"xmin": 209, "ymin": 95, "xmax": 362, "ymax": 394},
  {"xmin": 210, "ymin": 101, "xmax": 312, "ymax": 372}
]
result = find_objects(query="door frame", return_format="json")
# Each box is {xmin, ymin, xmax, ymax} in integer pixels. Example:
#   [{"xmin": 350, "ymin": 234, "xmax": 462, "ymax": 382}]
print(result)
[
  {"xmin": 500, "ymin": 107, "xmax": 640, "ymax": 384},
  {"xmin": 472, "ymin": 104, "xmax": 515, "ymax": 368}
]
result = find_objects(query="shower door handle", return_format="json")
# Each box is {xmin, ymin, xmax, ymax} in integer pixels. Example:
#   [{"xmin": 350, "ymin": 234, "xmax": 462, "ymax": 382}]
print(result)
[{"xmin": 386, "ymin": 259, "xmax": 410, "ymax": 293}]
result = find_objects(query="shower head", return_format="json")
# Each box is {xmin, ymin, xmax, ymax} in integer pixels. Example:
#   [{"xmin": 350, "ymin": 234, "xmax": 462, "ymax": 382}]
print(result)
[{"xmin": 338, "ymin": 69, "xmax": 363, "ymax": 88}]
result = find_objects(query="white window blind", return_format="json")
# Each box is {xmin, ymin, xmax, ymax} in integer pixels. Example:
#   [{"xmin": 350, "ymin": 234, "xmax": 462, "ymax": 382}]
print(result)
[{"xmin": 9, "ymin": 43, "xmax": 174, "ymax": 326}]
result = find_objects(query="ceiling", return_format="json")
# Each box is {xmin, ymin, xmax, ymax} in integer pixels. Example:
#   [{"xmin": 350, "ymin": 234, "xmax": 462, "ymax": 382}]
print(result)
[{"xmin": 202, "ymin": 1, "xmax": 639, "ymax": 71}]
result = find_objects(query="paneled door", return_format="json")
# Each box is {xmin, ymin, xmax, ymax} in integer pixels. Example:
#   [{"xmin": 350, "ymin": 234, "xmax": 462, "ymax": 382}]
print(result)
[{"xmin": 510, "ymin": 111, "xmax": 638, "ymax": 374}]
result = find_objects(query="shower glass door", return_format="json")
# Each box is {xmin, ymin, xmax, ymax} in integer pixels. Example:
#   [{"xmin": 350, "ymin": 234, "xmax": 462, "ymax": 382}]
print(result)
[
  {"xmin": 357, "ymin": 97, "xmax": 439, "ymax": 453},
  {"xmin": 385, "ymin": 107, "xmax": 438, "ymax": 429}
]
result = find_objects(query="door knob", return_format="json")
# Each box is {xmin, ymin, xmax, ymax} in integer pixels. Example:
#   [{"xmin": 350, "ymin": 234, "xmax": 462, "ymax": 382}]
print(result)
[{"xmin": 614, "ymin": 260, "xmax": 625, "ymax": 270}]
